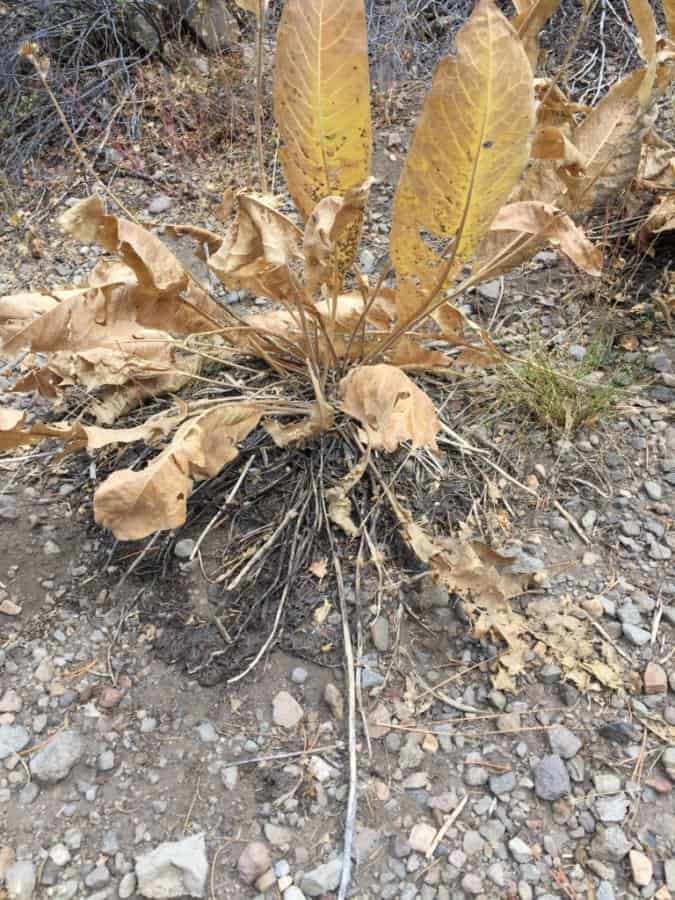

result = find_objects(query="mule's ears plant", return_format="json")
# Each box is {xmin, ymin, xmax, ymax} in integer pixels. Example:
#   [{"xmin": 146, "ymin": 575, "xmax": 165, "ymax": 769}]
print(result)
[{"xmin": 2, "ymin": 0, "xmax": 674, "ymax": 563}]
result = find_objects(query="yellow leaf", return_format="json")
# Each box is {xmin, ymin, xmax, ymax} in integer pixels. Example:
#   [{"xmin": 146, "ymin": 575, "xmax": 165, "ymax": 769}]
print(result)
[
  {"xmin": 233, "ymin": 0, "xmax": 267, "ymax": 18},
  {"xmin": 490, "ymin": 201, "xmax": 603, "ymax": 275},
  {"xmin": 93, "ymin": 404, "xmax": 262, "ymax": 540},
  {"xmin": 340, "ymin": 364, "xmax": 439, "ymax": 452},
  {"xmin": 273, "ymin": 0, "xmax": 372, "ymax": 278},
  {"xmin": 325, "ymin": 451, "xmax": 369, "ymax": 538},
  {"xmin": 664, "ymin": 0, "xmax": 675, "ymax": 40},
  {"xmin": 627, "ymin": 0, "xmax": 658, "ymax": 103},
  {"xmin": 390, "ymin": 0, "xmax": 534, "ymax": 313}
]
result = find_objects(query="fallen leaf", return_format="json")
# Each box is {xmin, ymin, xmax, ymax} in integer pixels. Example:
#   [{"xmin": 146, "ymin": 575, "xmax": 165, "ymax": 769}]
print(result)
[
  {"xmin": 513, "ymin": 0, "xmax": 560, "ymax": 66},
  {"xmin": 325, "ymin": 451, "xmax": 370, "ymax": 538},
  {"xmin": 340, "ymin": 365, "xmax": 440, "ymax": 452}
]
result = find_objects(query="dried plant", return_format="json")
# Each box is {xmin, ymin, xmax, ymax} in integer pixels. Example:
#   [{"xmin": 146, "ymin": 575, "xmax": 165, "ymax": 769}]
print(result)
[{"xmin": 2, "ymin": 0, "xmax": 674, "ymax": 670}]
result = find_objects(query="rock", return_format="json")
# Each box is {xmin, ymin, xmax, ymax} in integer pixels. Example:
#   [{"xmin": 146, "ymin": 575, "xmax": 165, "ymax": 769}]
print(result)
[
  {"xmin": 548, "ymin": 724, "xmax": 582, "ymax": 759},
  {"xmin": 29, "ymin": 730, "xmax": 82, "ymax": 783},
  {"xmin": 136, "ymin": 833, "xmax": 208, "ymax": 898},
  {"xmin": 370, "ymin": 616, "xmax": 390, "ymax": 651},
  {"xmin": 49, "ymin": 845, "xmax": 71, "ymax": 867},
  {"xmin": 221, "ymin": 766, "xmax": 238, "ymax": 790},
  {"xmin": 84, "ymin": 865, "xmax": 110, "ymax": 889},
  {"xmin": 290, "ymin": 667, "xmax": 307, "ymax": 684},
  {"xmin": 622, "ymin": 623, "xmax": 651, "ymax": 646},
  {"xmin": 5, "ymin": 861, "xmax": 36, "ymax": 900},
  {"xmin": 97, "ymin": 750, "xmax": 115, "ymax": 772},
  {"xmin": 591, "ymin": 825, "xmax": 631, "ymax": 861},
  {"xmin": 0, "ymin": 724, "xmax": 30, "ymax": 760},
  {"xmin": 173, "ymin": 538, "xmax": 195, "ymax": 559},
  {"xmin": 599, "ymin": 721, "xmax": 640, "ymax": 745},
  {"xmin": 665, "ymin": 859, "xmax": 675, "ymax": 892},
  {"xmin": 629, "ymin": 850, "xmax": 653, "ymax": 887},
  {"xmin": 569, "ymin": 344, "xmax": 586, "ymax": 361},
  {"xmin": 255, "ymin": 870, "xmax": 276, "ymax": 892},
  {"xmin": 308, "ymin": 755, "xmax": 338, "ymax": 783},
  {"xmin": 283, "ymin": 888, "xmax": 306, "ymax": 900},
  {"xmin": 196, "ymin": 721, "xmax": 218, "ymax": 743},
  {"xmin": 300, "ymin": 857, "xmax": 342, "ymax": 897},
  {"xmin": 0, "ymin": 847, "xmax": 14, "ymax": 882},
  {"xmin": 477, "ymin": 280, "xmax": 501, "ymax": 300},
  {"xmin": 596, "ymin": 882, "xmax": 616, "ymax": 900},
  {"xmin": 273, "ymin": 691, "xmax": 304, "ymax": 729},
  {"xmin": 595, "ymin": 794, "xmax": 629, "ymax": 822},
  {"xmin": 324, "ymin": 683, "xmax": 344, "ymax": 720},
  {"xmin": 539, "ymin": 664, "xmax": 562, "ymax": 684},
  {"xmin": 534, "ymin": 754, "xmax": 570, "ymax": 800},
  {"xmin": 0, "ymin": 599, "xmax": 21, "ymax": 615},
  {"xmin": 359, "ymin": 248, "xmax": 376, "ymax": 274},
  {"xmin": 237, "ymin": 842, "xmax": 271, "ymax": 885},
  {"xmin": 361, "ymin": 666, "xmax": 384, "ymax": 688},
  {"xmin": 487, "ymin": 862, "xmax": 506, "ymax": 887},
  {"xmin": 644, "ymin": 480, "xmax": 662, "ymax": 500},
  {"xmin": 409, "ymin": 824, "xmax": 436, "ymax": 854},
  {"xmin": 43, "ymin": 539, "xmax": 61, "ymax": 555},
  {"xmin": 0, "ymin": 690, "xmax": 22, "ymax": 713},
  {"xmin": 644, "ymin": 661, "xmax": 667, "ymax": 694},
  {"xmin": 18, "ymin": 783, "xmax": 39, "ymax": 806},
  {"xmin": 182, "ymin": 0, "xmax": 239, "ymax": 51},
  {"xmin": 464, "ymin": 764, "xmax": 489, "ymax": 786},
  {"xmin": 594, "ymin": 773, "xmax": 621, "ymax": 794},
  {"xmin": 264, "ymin": 823, "xmax": 292, "ymax": 847},
  {"xmin": 509, "ymin": 837, "xmax": 533, "ymax": 864},
  {"xmin": 118, "ymin": 873, "xmax": 137, "ymax": 899},
  {"xmin": 489, "ymin": 771, "xmax": 516, "ymax": 795},
  {"xmin": 461, "ymin": 873, "xmax": 483, "ymax": 895},
  {"xmin": 663, "ymin": 747, "xmax": 675, "ymax": 781},
  {"xmin": 98, "ymin": 685, "xmax": 125, "ymax": 709}
]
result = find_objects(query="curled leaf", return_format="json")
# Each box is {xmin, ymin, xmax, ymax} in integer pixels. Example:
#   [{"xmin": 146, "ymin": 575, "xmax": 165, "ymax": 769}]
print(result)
[
  {"xmin": 490, "ymin": 201, "xmax": 603, "ymax": 275},
  {"xmin": 340, "ymin": 364, "xmax": 439, "ymax": 452},
  {"xmin": 325, "ymin": 452, "xmax": 369, "ymax": 538},
  {"xmin": 94, "ymin": 404, "xmax": 262, "ymax": 540},
  {"xmin": 531, "ymin": 126, "xmax": 586, "ymax": 174},
  {"xmin": 513, "ymin": 0, "xmax": 560, "ymax": 67}
]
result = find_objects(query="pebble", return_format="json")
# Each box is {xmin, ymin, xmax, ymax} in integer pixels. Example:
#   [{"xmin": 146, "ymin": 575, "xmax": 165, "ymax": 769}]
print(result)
[
  {"xmin": 148, "ymin": 194, "xmax": 173, "ymax": 214},
  {"xmin": 622, "ymin": 623, "xmax": 651, "ymax": 646},
  {"xmin": 596, "ymin": 882, "xmax": 616, "ymax": 900},
  {"xmin": 629, "ymin": 849, "xmax": 653, "ymax": 886},
  {"xmin": 595, "ymin": 793, "xmax": 629, "ymax": 822},
  {"xmin": 0, "ymin": 690, "xmax": 22, "ymax": 713},
  {"xmin": 591, "ymin": 825, "xmax": 631, "ymax": 860},
  {"xmin": 0, "ymin": 724, "xmax": 30, "ymax": 760},
  {"xmin": 237, "ymin": 842, "xmax": 271, "ymax": 885},
  {"xmin": 665, "ymin": 859, "xmax": 675, "ymax": 892},
  {"xmin": 644, "ymin": 480, "xmax": 662, "ymax": 500},
  {"xmin": 663, "ymin": 747, "xmax": 675, "ymax": 781},
  {"xmin": 644, "ymin": 661, "xmax": 667, "ymax": 694},
  {"xmin": 300, "ymin": 857, "xmax": 342, "ymax": 897},
  {"xmin": 408, "ymin": 824, "xmax": 436, "ymax": 854},
  {"xmin": 548, "ymin": 724, "xmax": 582, "ymax": 759},
  {"xmin": 370, "ymin": 616, "xmax": 390, "ymax": 652},
  {"xmin": 136, "ymin": 833, "xmax": 208, "ymax": 898},
  {"xmin": 84, "ymin": 865, "xmax": 110, "ymax": 889},
  {"xmin": 594, "ymin": 773, "xmax": 621, "ymax": 794},
  {"xmin": 534, "ymin": 754, "xmax": 570, "ymax": 800},
  {"xmin": 118, "ymin": 873, "xmax": 137, "ymax": 899},
  {"xmin": 489, "ymin": 771, "xmax": 516, "ymax": 794},
  {"xmin": 509, "ymin": 837, "xmax": 532, "ymax": 864},
  {"xmin": 29, "ymin": 730, "xmax": 82, "ymax": 783},
  {"xmin": 97, "ymin": 750, "xmax": 115, "ymax": 772},
  {"xmin": 197, "ymin": 721, "xmax": 218, "ymax": 743},
  {"xmin": 272, "ymin": 692, "xmax": 304, "ymax": 729},
  {"xmin": 283, "ymin": 888, "xmax": 306, "ymax": 900},
  {"xmin": 290, "ymin": 667, "xmax": 307, "ymax": 684},
  {"xmin": 461, "ymin": 873, "xmax": 483, "ymax": 895}
]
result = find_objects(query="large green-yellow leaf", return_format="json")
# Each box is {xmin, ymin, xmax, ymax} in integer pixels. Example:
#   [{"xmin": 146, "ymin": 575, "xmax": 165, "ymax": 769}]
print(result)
[
  {"xmin": 273, "ymin": 0, "xmax": 372, "ymax": 279},
  {"xmin": 389, "ymin": 0, "xmax": 534, "ymax": 309}
]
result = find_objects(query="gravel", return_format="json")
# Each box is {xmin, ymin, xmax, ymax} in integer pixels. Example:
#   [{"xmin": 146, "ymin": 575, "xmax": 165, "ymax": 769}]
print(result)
[{"xmin": 533, "ymin": 754, "xmax": 571, "ymax": 801}]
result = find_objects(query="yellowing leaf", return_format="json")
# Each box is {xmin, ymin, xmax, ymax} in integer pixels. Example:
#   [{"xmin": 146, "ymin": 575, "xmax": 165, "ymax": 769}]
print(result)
[
  {"xmin": 340, "ymin": 364, "xmax": 439, "ymax": 452},
  {"xmin": 664, "ymin": 0, "xmax": 675, "ymax": 40},
  {"xmin": 325, "ymin": 451, "xmax": 369, "ymax": 538},
  {"xmin": 628, "ymin": 0, "xmax": 658, "ymax": 105},
  {"xmin": 303, "ymin": 179, "xmax": 374, "ymax": 293},
  {"xmin": 234, "ymin": 0, "xmax": 267, "ymax": 18},
  {"xmin": 639, "ymin": 193, "xmax": 675, "ymax": 240},
  {"xmin": 390, "ymin": 0, "xmax": 534, "ymax": 312},
  {"xmin": 273, "ymin": 0, "xmax": 372, "ymax": 277},
  {"xmin": 93, "ymin": 404, "xmax": 262, "ymax": 540},
  {"xmin": 490, "ymin": 201, "xmax": 603, "ymax": 275}
]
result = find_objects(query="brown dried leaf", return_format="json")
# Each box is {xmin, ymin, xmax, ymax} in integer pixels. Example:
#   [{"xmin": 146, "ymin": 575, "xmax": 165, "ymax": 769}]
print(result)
[
  {"xmin": 640, "ymin": 193, "xmax": 675, "ymax": 239},
  {"xmin": 325, "ymin": 452, "xmax": 370, "ymax": 538},
  {"xmin": 208, "ymin": 193, "xmax": 302, "ymax": 301},
  {"xmin": 309, "ymin": 558, "xmax": 328, "ymax": 580},
  {"xmin": 531, "ymin": 126, "xmax": 586, "ymax": 173},
  {"xmin": 340, "ymin": 364, "xmax": 439, "ymax": 452},
  {"xmin": 390, "ymin": 0, "xmax": 535, "ymax": 308},
  {"xmin": 93, "ymin": 404, "xmax": 262, "ymax": 540},
  {"xmin": 264, "ymin": 397, "xmax": 334, "ymax": 448},
  {"xmin": 490, "ymin": 201, "xmax": 603, "ymax": 275}
]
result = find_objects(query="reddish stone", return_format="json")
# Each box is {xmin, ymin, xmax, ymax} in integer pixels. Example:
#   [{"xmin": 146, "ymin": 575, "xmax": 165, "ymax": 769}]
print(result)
[
  {"xmin": 645, "ymin": 774, "xmax": 672, "ymax": 794},
  {"xmin": 644, "ymin": 661, "xmax": 667, "ymax": 694}
]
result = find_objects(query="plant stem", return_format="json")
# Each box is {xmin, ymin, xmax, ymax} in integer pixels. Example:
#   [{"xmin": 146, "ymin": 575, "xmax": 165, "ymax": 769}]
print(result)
[{"xmin": 255, "ymin": 0, "xmax": 268, "ymax": 193}]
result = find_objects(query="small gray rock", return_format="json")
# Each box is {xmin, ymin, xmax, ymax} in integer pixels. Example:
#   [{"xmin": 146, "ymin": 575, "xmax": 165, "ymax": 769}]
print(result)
[
  {"xmin": 569, "ymin": 344, "xmax": 586, "ymax": 361},
  {"xmin": 489, "ymin": 772, "xmax": 516, "ymax": 795},
  {"xmin": 663, "ymin": 746, "xmax": 675, "ymax": 781},
  {"xmin": 18, "ymin": 783, "xmax": 39, "ymax": 806},
  {"xmin": 591, "ymin": 825, "xmax": 631, "ymax": 861},
  {"xmin": 148, "ymin": 194, "xmax": 173, "ymax": 214},
  {"xmin": 509, "ymin": 837, "xmax": 532, "ymax": 864},
  {"xmin": 283, "ymin": 888, "xmax": 307, "ymax": 900},
  {"xmin": 548, "ymin": 724, "xmax": 582, "ymax": 759},
  {"xmin": 272, "ymin": 691, "xmax": 304, "ymax": 729},
  {"xmin": 461, "ymin": 873, "xmax": 483, "ymax": 895},
  {"xmin": 622, "ymin": 623, "xmax": 651, "ymax": 646},
  {"xmin": 196, "ymin": 722, "xmax": 217, "ymax": 743},
  {"xmin": 119, "ymin": 873, "xmax": 137, "ymax": 899},
  {"xmin": 534, "ymin": 754, "xmax": 570, "ymax": 801},
  {"xmin": 370, "ymin": 616, "xmax": 390, "ymax": 652},
  {"xmin": 644, "ymin": 480, "xmax": 662, "ymax": 501},
  {"xmin": 359, "ymin": 248, "xmax": 376, "ymax": 274},
  {"xmin": 290, "ymin": 667, "xmax": 308, "ymax": 684},
  {"xmin": 596, "ymin": 887, "xmax": 615, "ymax": 900},
  {"xmin": 136, "ymin": 833, "xmax": 208, "ymax": 898},
  {"xmin": 595, "ymin": 793, "xmax": 629, "ymax": 822},
  {"xmin": 0, "ymin": 724, "xmax": 30, "ymax": 760},
  {"xmin": 361, "ymin": 667, "xmax": 384, "ymax": 689},
  {"xmin": 174, "ymin": 538, "xmax": 195, "ymax": 560},
  {"xmin": 300, "ymin": 857, "xmax": 342, "ymax": 897},
  {"xmin": 594, "ymin": 773, "xmax": 621, "ymax": 794},
  {"xmin": 29, "ymin": 730, "xmax": 82, "ymax": 783},
  {"xmin": 84, "ymin": 865, "xmax": 110, "ymax": 889},
  {"xmin": 97, "ymin": 750, "xmax": 115, "ymax": 772}
]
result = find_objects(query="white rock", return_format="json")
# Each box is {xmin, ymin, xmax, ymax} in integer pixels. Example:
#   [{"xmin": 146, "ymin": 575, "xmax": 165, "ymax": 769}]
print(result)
[
  {"xmin": 136, "ymin": 833, "xmax": 208, "ymax": 898},
  {"xmin": 300, "ymin": 858, "xmax": 342, "ymax": 897},
  {"xmin": 118, "ymin": 873, "xmax": 137, "ymax": 899},
  {"xmin": 629, "ymin": 850, "xmax": 652, "ymax": 887},
  {"xmin": 29, "ymin": 730, "xmax": 83, "ymax": 783},
  {"xmin": 308, "ymin": 756, "xmax": 339, "ymax": 783},
  {"xmin": 272, "ymin": 691, "xmax": 303, "ymax": 729},
  {"xmin": 49, "ymin": 844, "xmax": 71, "ymax": 867},
  {"xmin": 408, "ymin": 823, "xmax": 436, "ymax": 854}
]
